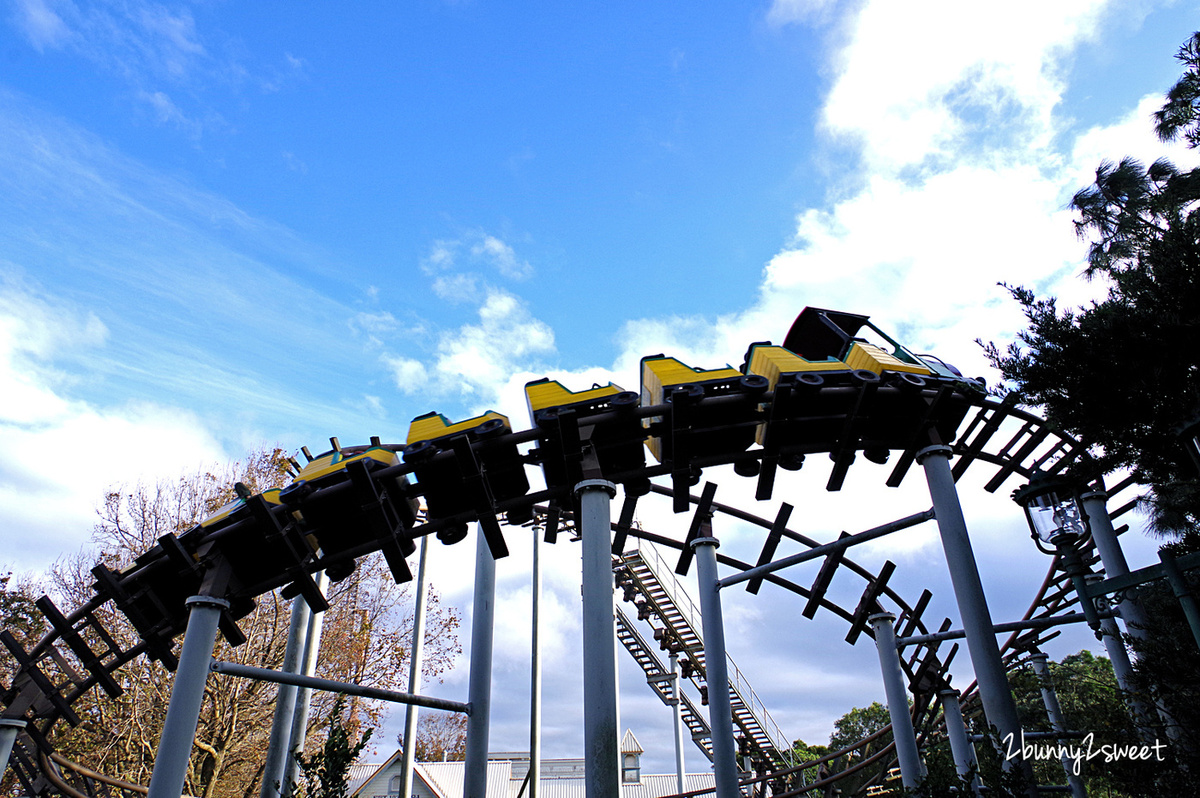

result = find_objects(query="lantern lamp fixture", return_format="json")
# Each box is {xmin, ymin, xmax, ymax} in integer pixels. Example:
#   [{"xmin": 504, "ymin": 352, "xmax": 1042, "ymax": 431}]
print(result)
[{"xmin": 1012, "ymin": 475, "xmax": 1091, "ymax": 555}]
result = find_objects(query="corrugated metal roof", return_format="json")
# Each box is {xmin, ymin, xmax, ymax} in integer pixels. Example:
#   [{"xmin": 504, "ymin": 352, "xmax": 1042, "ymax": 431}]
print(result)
[
  {"xmin": 417, "ymin": 760, "xmax": 513, "ymax": 798},
  {"xmin": 348, "ymin": 751, "xmax": 715, "ymax": 798},
  {"xmin": 620, "ymin": 729, "xmax": 644, "ymax": 755},
  {"xmin": 346, "ymin": 762, "xmax": 384, "ymax": 796},
  {"xmin": 525, "ymin": 772, "xmax": 714, "ymax": 798}
]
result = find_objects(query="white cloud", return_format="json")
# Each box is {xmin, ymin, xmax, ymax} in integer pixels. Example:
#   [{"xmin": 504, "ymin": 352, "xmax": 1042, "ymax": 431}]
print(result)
[
  {"xmin": 3, "ymin": 0, "xmax": 290, "ymax": 136},
  {"xmin": 383, "ymin": 354, "xmax": 429, "ymax": 393},
  {"xmin": 431, "ymin": 273, "xmax": 480, "ymax": 302},
  {"xmin": 136, "ymin": 4, "xmax": 205, "ymax": 78},
  {"xmin": 353, "ymin": 310, "xmax": 399, "ymax": 337},
  {"xmin": 0, "ymin": 283, "xmax": 227, "ymax": 572},
  {"xmin": 499, "ymin": 5, "xmax": 1187, "ymax": 751},
  {"xmin": 421, "ymin": 231, "xmax": 535, "ymax": 300},
  {"xmin": 471, "ymin": 235, "xmax": 533, "ymax": 281},
  {"xmin": 766, "ymin": 0, "xmax": 841, "ymax": 27},
  {"xmin": 1069, "ymin": 93, "xmax": 1200, "ymax": 189},
  {"xmin": 11, "ymin": 0, "xmax": 70, "ymax": 51},
  {"xmin": 138, "ymin": 89, "xmax": 201, "ymax": 136},
  {"xmin": 383, "ymin": 288, "xmax": 555, "ymax": 413},
  {"xmin": 821, "ymin": 2, "xmax": 1108, "ymax": 175}
]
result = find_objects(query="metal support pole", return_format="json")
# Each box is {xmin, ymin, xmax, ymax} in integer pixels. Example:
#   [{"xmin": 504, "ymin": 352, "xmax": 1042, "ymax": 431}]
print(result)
[
  {"xmin": 1078, "ymin": 492, "xmax": 1174, "ymax": 739},
  {"xmin": 1062, "ymin": 550, "xmax": 1162, "ymax": 744},
  {"xmin": 1082, "ymin": 491, "xmax": 1184, "ymax": 739},
  {"xmin": 260, "ymin": 596, "xmax": 313, "ymax": 798},
  {"xmin": 938, "ymin": 689, "xmax": 980, "ymax": 796},
  {"xmin": 1057, "ymin": 545, "xmax": 1103, "ymax": 632},
  {"xmin": 210, "ymin": 661, "xmax": 469, "ymax": 713},
  {"xmin": 1081, "ymin": 492, "xmax": 1151, "ymax": 635},
  {"xmin": 867, "ymin": 613, "xmax": 923, "ymax": 792},
  {"xmin": 284, "ymin": 571, "xmax": 328, "ymax": 794},
  {"xmin": 146, "ymin": 595, "xmax": 230, "ymax": 798},
  {"xmin": 0, "ymin": 718, "xmax": 26, "ymax": 777},
  {"xmin": 1079, "ymin": 573, "xmax": 1158, "ymax": 744},
  {"xmin": 464, "ymin": 525, "xmax": 497, "ymax": 798},
  {"xmin": 576, "ymin": 479, "xmax": 621, "ymax": 798},
  {"xmin": 1029, "ymin": 654, "xmax": 1086, "ymax": 798},
  {"xmin": 917, "ymin": 446, "xmax": 1031, "ymax": 788},
  {"xmin": 692, "ymin": 532, "xmax": 742, "ymax": 798},
  {"xmin": 530, "ymin": 525, "xmax": 542, "ymax": 798},
  {"xmin": 1158, "ymin": 548, "xmax": 1200, "ymax": 652},
  {"xmin": 670, "ymin": 652, "xmax": 686, "ymax": 796},
  {"xmin": 400, "ymin": 536, "xmax": 431, "ymax": 798}
]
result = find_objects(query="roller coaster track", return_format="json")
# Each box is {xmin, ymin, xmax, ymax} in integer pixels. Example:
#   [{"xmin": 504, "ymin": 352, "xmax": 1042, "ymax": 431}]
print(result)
[{"xmin": 2, "ymin": 315, "xmax": 1137, "ymax": 798}]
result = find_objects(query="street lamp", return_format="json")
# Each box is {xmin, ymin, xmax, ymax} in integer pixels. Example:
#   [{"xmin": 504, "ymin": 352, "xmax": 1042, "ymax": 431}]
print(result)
[
  {"xmin": 1012, "ymin": 476, "xmax": 1092, "ymax": 555},
  {"xmin": 1013, "ymin": 475, "xmax": 1103, "ymax": 636}
]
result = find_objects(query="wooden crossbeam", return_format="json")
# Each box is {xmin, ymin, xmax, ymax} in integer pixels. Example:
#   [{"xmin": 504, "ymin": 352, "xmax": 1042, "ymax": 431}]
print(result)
[
  {"xmin": 845, "ymin": 561, "xmax": 896, "ymax": 645},
  {"xmin": 802, "ymin": 533, "xmax": 850, "ymax": 619},
  {"xmin": 34, "ymin": 598, "xmax": 121, "ymax": 699},
  {"xmin": 449, "ymin": 435, "xmax": 508, "ymax": 560},
  {"xmin": 0, "ymin": 632, "xmax": 79, "ymax": 726},
  {"xmin": 675, "ymin": 482, "xmax": 718, "ymax": 576},
  {"xmin": 611, "ymin": 492, "xmax": 640, "ymax": 555},
  {"xmin": 746, "ymin": 504, "xmax": 793, "ymax": 595}
]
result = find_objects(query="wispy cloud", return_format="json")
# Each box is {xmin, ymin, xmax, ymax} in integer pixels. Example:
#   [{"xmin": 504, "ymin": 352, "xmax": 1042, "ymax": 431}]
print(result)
[
  {"xmin": 420, "ymin": 230, "xmax": 535, "ymax": 304},
  {"xmin": 5, "ymin": 0, "xmax": 299, "ymax": 136},
  {"xmin": 766, "ymin": 0, "xmax": 840, "ymax": 27},
  {"xmin": 471, "ymin": 235, "xmax": 534, "ymax": 280},
  {"xmin": 10, "ymin": 0, "xmax": 70, "ymax": 51},
  {"xmin": 0, "ymin": 88, "xmax": 404, "ymax": 444},
  {"xmin": 137, "ymin": 89, "xmax": 204, "ymax": 136}
]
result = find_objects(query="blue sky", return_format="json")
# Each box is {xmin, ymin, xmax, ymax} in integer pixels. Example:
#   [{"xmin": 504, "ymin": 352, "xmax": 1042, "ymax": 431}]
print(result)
[{"xmin": 2, "ymin": 0, "xmax": 1198, "ymax": 776}]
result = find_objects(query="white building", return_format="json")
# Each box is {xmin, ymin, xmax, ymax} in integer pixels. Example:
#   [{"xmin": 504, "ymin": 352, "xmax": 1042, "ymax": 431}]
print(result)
[{"xmin": 347, "ymin": 730, "xmax": 715, "ymax": 798}]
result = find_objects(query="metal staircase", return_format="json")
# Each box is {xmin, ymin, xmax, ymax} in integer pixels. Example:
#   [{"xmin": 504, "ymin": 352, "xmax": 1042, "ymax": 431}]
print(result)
[
  {"xmin": 614, "ymin": 605, "xmax": 714, "ymax": 761},
  {"xmin": 613, "ymin": 540, "xmax": 795, "ymax": 770}
]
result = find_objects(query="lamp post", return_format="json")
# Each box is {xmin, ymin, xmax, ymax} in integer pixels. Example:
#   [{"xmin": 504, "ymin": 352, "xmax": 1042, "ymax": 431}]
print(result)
[{"xmin": 1012, "ymin": 477, "xmax": 1155, "ymax": 738}]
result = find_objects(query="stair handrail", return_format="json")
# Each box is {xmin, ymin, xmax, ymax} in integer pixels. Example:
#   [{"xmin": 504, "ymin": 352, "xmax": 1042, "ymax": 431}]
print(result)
[
  {"xmin": 628, "ymin": 540, "xmax": 707, "ymax": 659},
  {"xmin": 613, "ymin": 605, "xmax": 715, "ymax": 760},
  {"xmin": 630, "ymin": 539, "xmax": 795, "ymax": 766}
]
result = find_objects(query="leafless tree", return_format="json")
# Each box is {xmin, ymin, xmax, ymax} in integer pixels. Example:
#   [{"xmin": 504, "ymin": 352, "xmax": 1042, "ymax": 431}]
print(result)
[{"xmin": 37, "ymin": 448, "xmax": 460, "ymax": 798}]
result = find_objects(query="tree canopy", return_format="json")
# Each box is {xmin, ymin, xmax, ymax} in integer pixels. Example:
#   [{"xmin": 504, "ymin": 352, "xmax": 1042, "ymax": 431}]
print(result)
[{"xmin": 985, "ymin": 32, "xmax": 1200, "ymax": 537}]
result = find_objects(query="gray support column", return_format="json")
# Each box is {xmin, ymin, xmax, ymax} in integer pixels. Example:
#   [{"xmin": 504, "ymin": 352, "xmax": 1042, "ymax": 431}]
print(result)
[
  {"xmin": 260, "ymin": 596, "xmax": 313, "ymax": 798},
  {"xmin": 917, "ymin": 446, "xmax": 1030, "ymax": 785},
  {"xmin": 1158, "ymin": 549, "xmax": 1200, "ymax": 651},
  {"xmin": 692, "ymin": 533, "xmax": 741, "ymax": 798},
  {"xmin": 146, "ymin": 595, "xmax": 230, "ymax": 798},
  {"xmin": 1081, "ymin": 492, "xmax": 1150, "ymax": 634},
  {"xmin": 529, "ymin": 525, "xmax": 542, "ymax": 798},
  {"xmin": 1029, "ymin": 654, "xmax": 1086, "ymax": 798},
  {"xmin": 867, "ymin": 613, "xmax": 923, "ymax": 792},
  {"xmin": 284, "ymin": 571, "xmax": 329, "ymax": 794},
  {"xmin": 0, "ymin": 718, "xmax": 26, "ymax": 777},
  {"xmin": 938, "ymin": 689, "xmax": 980, "ymax": 796},
  {"xmin": 576, "ymin": 479, "xmax": 620, "ymax": 798},
  {"xmin": 670, "ymin": 652, "xmax": 686, "ymax": 795},
  {"xmin": 1078, "ymin": 493, "xmax": 1184, "ymax": 741},
  {"xmin": 1079, "ymin": 492, "xmax": 1174, "ymax": 739},
  {"xmin": 463, "ymin": 525, "xmax": 497, "ymax": 798},
  {"xmin": 400, "ymin": 536, "xmax": 431, "ymax": 798}
]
